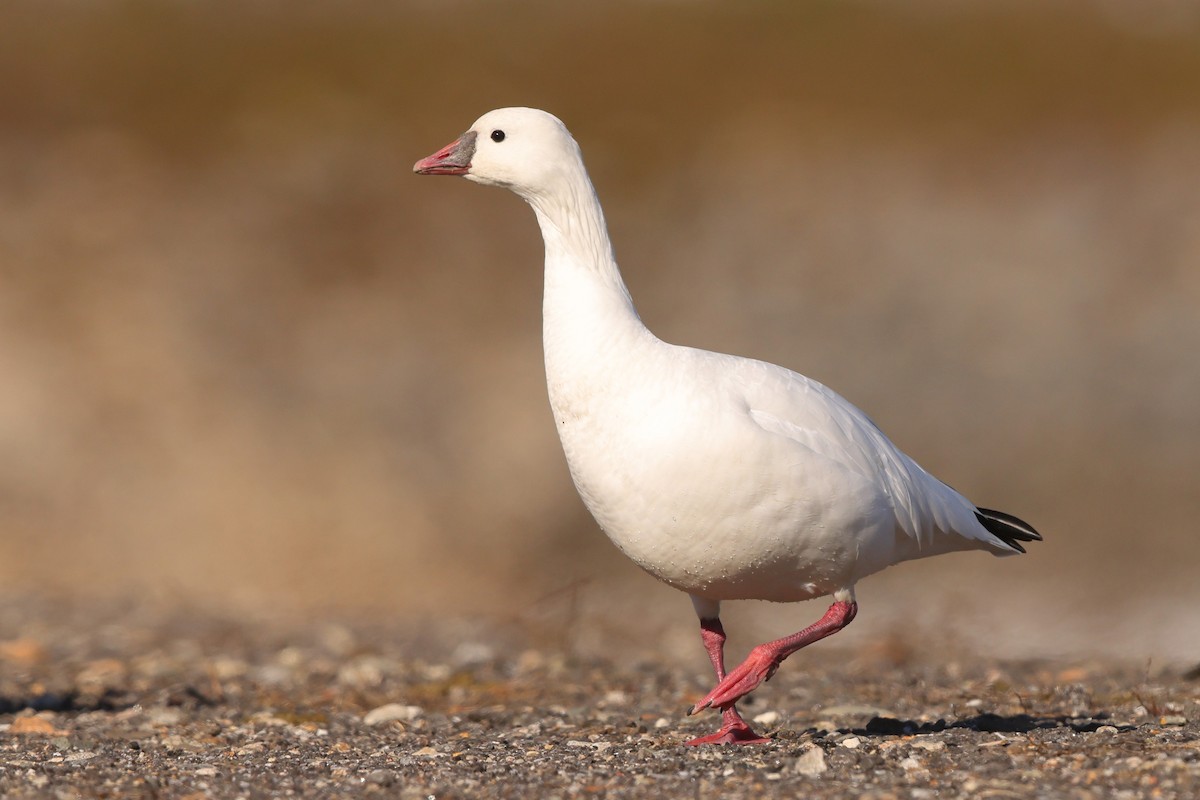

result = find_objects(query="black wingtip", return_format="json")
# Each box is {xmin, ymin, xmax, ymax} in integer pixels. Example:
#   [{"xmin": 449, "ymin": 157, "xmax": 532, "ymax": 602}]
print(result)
[{"xmin": 975, "ymin": 507, "xmax": 1042, "ymax": 553}]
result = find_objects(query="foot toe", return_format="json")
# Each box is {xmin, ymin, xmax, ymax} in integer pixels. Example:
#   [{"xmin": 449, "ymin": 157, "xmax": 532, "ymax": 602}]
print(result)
[{"xmin": 685, "ymin": 723, "xmax": 771, "ymax": 746}]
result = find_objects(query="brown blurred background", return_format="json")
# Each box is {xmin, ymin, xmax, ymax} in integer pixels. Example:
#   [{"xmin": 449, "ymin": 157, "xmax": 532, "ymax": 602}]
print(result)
[{"xmin": 1, "ymin": 1, "xmax": 1197, "ymax": 663}]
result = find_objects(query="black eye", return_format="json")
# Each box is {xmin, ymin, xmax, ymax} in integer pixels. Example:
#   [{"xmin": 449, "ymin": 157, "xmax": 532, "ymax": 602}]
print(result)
[{"xmin": 490, "ymin": 130, "xmax": 506, "ymax": 143}]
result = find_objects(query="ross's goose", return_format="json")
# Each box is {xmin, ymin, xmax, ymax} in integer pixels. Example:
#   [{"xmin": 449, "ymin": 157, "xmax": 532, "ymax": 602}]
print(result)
[{"xmin": 414, "ymin": 108, "xmax": 1041, "ymax": 746}]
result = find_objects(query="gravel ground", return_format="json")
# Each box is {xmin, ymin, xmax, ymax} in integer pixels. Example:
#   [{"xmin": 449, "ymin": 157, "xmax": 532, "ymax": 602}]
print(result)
[{"xmin": 0, "ymin": 595, "xmax": 1196, "ymax": 799}]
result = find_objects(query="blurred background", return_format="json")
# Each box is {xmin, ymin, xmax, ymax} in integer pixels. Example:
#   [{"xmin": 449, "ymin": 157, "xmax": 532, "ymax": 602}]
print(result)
[{"xmin": 1, "ymin": 1, "xmax": 1197, "ymax": 664}]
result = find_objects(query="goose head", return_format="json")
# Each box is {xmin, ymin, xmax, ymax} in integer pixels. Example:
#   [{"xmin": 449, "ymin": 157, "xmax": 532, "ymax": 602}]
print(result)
[{"xmin": 413, "ymin": 107, "xmax": 585, "ymax": 202}]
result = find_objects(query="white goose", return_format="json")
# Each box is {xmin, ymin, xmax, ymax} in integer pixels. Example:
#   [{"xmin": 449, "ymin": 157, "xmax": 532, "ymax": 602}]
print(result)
[{"xmin": 414, "ymin": 108, "xmax": 1040, "ymax": 746}]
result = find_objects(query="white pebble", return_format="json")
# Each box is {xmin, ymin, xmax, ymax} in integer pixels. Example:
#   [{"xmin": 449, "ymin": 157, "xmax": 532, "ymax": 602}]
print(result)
[
  {"xmin": 363, "ymin": 704, "xmax": 423, "ymax": 725},
  {"xmin": 912, "ymin": 739, "xmax": 946, "ymax": 752},
  {"xmin": 451, "ymin": 642, "xmax": 495, "ymax": 667},
  {"xmin": 793, "ymin": 746, "xmax": 828, "ymax": 776}
]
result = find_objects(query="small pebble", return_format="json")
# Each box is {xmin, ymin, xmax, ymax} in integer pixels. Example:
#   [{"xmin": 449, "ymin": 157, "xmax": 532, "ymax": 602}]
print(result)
[
  {"xmin": 365, "ymin": 769, "xmax": 395, "ymax": 786},
  {"xmin": 363, "ymin": 704, "xmax": 423, "ymax": 725},
  {"xmin": 566, "ymin": 740, "xmax": 613, "ymax": 751},
  {"xmin": 147, "ymin": 708, "xmax": 184, "ymax": 726},
  {"xmin": 10, "ymin": 717, "xmax": 63, "ymax": 736},
  {"xmin": 451, "ymin": 642, "xmax": 495, "ymax": 667},
  {"xmin": 912, "ymin": 739, "xmax": 946, "ymax": 752},
  {"xmin": 793, "ymin": 746, "xmax": 828, "ymax": 776}
]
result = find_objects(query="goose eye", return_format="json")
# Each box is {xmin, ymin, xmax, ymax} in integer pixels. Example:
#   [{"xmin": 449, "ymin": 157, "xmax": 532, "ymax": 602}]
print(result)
[{"xmin": 490, "ymin": 130, "xmax": 506, "ymax": 143}]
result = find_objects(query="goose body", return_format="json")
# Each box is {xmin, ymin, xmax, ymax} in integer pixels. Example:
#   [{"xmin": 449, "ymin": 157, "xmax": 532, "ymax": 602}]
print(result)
[
  {"xmin": 548, "ymin": 335, "xmax": 1005, "ymax": 604},
  {"xmin": 415, "ymin": 108, "xmax": 1040, "ymax": 745}
]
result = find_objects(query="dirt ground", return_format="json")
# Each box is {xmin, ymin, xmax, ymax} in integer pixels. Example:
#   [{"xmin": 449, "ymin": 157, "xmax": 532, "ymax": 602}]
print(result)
[{"xmin": 0, "ymin": 593, "xmax": 1196, "ymax": 799}]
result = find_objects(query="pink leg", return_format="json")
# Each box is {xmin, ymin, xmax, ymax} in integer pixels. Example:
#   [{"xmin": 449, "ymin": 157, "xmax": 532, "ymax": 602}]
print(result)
[
  {"xmin": 685, "ymin": 617, "xmax": 770, "ymax": 746},
  {"xmin": 690, "ymin": 599, "xmax": 858, "ymax": 716}
]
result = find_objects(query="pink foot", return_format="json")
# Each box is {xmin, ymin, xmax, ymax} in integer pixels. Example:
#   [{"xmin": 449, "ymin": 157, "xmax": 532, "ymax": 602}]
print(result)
[
  {"xmin": 685, "ymin": 708, "xmax": 771, "ymax": 746},
  {"xmin": 689, "ymin": 600, "xmax": 858, "ymax": 715},
  {"xmin": 689, "ymin": 643, "xmax": 780, "ymax": 714}
]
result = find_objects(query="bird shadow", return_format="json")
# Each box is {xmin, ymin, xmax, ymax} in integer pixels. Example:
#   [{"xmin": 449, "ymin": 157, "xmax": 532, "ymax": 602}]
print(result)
[
  {"xmin": 0, "ymin": 683, "xmax": 217, "ymax": 716},
  {"xmin": 0, "ymin": 688, "xmax": 131, "ymax": 715},
  {"xmin": 851, "ymin": 711, "xmax": 1131, "ymax": 737}
]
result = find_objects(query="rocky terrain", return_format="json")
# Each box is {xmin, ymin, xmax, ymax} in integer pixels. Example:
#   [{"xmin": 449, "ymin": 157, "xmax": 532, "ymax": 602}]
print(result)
[{"xmin": 0, "ymin": 596, "xmax": 1196, "ymax": 799}]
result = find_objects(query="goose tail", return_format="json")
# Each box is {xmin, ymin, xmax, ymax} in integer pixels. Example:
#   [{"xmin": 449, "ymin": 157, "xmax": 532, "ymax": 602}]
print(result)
[{"xmin": 974, "ymin": 507, "xmax": 1042, "ymax": 554}]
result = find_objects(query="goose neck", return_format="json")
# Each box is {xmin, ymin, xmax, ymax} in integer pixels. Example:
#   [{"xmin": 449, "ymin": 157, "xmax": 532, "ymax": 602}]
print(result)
[{"xmin": 528, "ymin": 179, "xmax": 619, "ymax": 280}]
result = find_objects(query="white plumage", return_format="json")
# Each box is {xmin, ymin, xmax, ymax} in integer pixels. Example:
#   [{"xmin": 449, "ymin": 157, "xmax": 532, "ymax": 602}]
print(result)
[{"xmin": 415, "ymin": 108, "xmax": 1040, "ymax": 745}]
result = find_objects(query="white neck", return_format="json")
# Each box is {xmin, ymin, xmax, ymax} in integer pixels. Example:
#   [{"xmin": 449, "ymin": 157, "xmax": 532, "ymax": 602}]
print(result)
[
  {"xmin": 528, "ymin": 169, "xmax": 653, "ymax": 385},
  {"xmin": 527, "ymin": 172, "xmax": 628, "ymax": 299}
]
